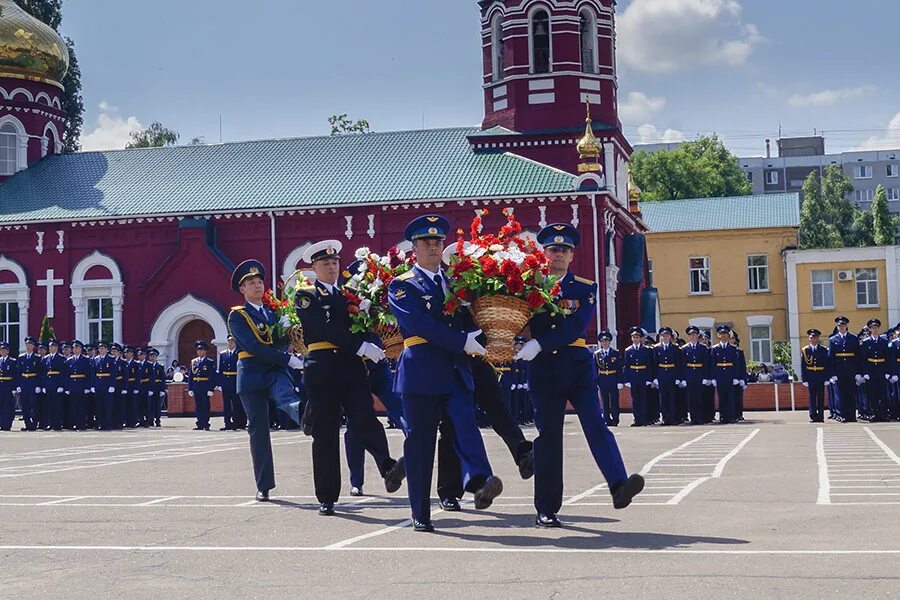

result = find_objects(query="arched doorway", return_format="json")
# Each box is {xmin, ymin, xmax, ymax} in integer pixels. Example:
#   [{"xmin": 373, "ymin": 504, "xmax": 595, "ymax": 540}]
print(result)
[
  {"xmin": 177, "ymin": 319, "xmax": 216, "ymax": 367},
  {"xmin": 148, "ymin": 294, "xmax": 228, "ymax": 367}
]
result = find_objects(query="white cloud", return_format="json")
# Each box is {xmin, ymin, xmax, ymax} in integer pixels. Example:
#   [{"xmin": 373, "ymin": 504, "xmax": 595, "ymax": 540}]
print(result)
[
  {"xmin": 619, "ymin": 91, "xmax": 666, "ymax": 123},
  {"xmin": 787, "ymin": 85, "xmax": 875, "ymax": 108},
  {"xmin": 852, "ymin": 112, "xmax": 900, "ymax": 151},
  {"xmin": 618, "ymin": 0, "xmax": 762, "ymax": 74},
  {"xmin": 637, "ymin": 123, "xmax": 685, "ymax": 144},
  {"xmin": 81, "ymin": 102, "xmax": 144, "ymax": 151}
]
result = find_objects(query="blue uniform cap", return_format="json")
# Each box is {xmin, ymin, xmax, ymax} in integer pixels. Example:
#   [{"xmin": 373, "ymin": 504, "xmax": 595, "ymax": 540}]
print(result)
[
  {"xmin": 62, "ymin": 340, "xmax": 73, "ymax": 349},
  {"xmin": 111, "ymin": 343, "xmax": 123, "ymax": 352},
  {"xmin": 867, "ymin": 318, "xmax": 881, "ymax": 327},
  {"xmin": 96, "ymin": 341, "xmax": 108, "ymax": 349},
  {"xmin": 598, "ymin": 331, "xmax": 613, "ymax": 342},
  {"xmin": 195, "ymin": 340, "xmax": 209, "ymax": 350},
  {"xmin": 48, "ymin": 339, "xmax": 59, "ymax": 347},
  {"xmin": 136, "ymin": 346, "xmax": 147, "ymax": 355},
  {"xmin": 537, "ymin": 223, "xmax": 581, "ymax": 250},
  {"xmin": 835, "ymin": 316, "xmax": 850, "ymax": 325},
  {"xmin": 658, "ymin": 326, "xmax": 674, "ymax": 337},
  {"xmin": 0, "ymin": 342, "xmax": 9, "ymax": 350},
  {"xmin": 226, "ymin": 334, "xmax": 235, "ymax": 341},
  {"xmin": 24, "ymin": 336, "xmax": 37, "ymax": 346},
  {"xmin": 627, "ymin": 326, "xmax": 644, "ymax": 337},
  {"xmin": 231, "ymin": 259, "xmax": 266, "ymax": 292},
  {"xmin": 303, "ymin": 240, "xmax": 343, "ymax": 264},
  {"xmin": 148, "ymin": 348, "xmax": 159, "ymax": 357},
  {"xmin": 123, "ymin": 345, "xmax": 135, "ymax": 354},
  {"xmin": 716, "ymin": 325, "xmax": 732, "ymax": 334},
  {"xmin": 38, "ymin": 342, "xmax": 49, "ymax": 350},
  {"xmin": 404, "ymin": 215, "xmax": 451, "ymax": 242},
  {"xmin": 685, "ymin": 325, "xmax": 700, "ymax": 335},
  {"xmin": 807, "ymin": 329, "xmax": 821, "ymax": 337}
]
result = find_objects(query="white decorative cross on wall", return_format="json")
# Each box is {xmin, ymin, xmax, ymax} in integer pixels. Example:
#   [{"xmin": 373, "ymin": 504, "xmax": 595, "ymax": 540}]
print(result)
[{"xmin": 37, "ymin": 268, "xmax": 64, "ymax": 318}]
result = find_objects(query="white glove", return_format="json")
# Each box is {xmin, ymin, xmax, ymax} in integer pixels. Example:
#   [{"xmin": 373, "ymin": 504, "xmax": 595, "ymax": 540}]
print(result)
[
  {"xmin": 90, "ymin": 387, "xmax": 95, "ymax": 393},
  {"xmin": 675, "ymin": 379, "xmax": 682, "ymax": 386},
  {"xmin": 732, "ymin": 378, "xmax": 740, "ymax": 386},
  {"xmin": 356, "ymin": 342, "xmax": 386, "ymax": 363},
  {"xmin": 679, "ymin": 381, "xmax": 688, "ymax": 388},
  {"xmin": 829, "ymin": 376, "xmax": 838, "ymax": 384},
  {"xmin": 711, "ymin": 380, "xmax": 717, "ymax": 387},
  {"xmin": 15, "ymin": 387, "xmax": 21, "ymax": 393},
  {"xmin": 34, "ymin": 386, "xmax": 41, "ymax": 394},
  {"xmin": 616, "ymin": 383, "xmax": 624, "ymax": 390},
  {"xmin": 652, "ymin": 378, "xmax": 659, "ymax": 388},
  {"xmin": 148, "ymin": 391, "xmax": 154, "ymax": 397},
  {"xmin": 892, "ymin": 376, "xmax": 899, "ymax": 384},
  {"xmin": 188, "ymin": 391, "xmax": 194, "ymax": 397},
  {"xmin": 886, "ymin": 373, "xmax": 892, "ymax": 380},
  {"xmin": 108, "ymin": 386, "xmax": 115, "ymax": 393},
  {"xmin": 702, "ymin": 379, "xmax": 710, "ymax": 386},
  {"xmin": 159, "ymin": 391, "xmax": 165, "ymax": 397},
  {"xmin": 854, "ymin": 374, "xmax": 863, "ymax": 385},
  {"xmin": 42, "ymin": 387, "xmax": 47, "ymax": 393},
  {"xmin": 279, "ymin": 315, "xmax": 291, "ymax": 329},
  {"xmin": 740, "ymin": 381, "xmax": 747, "ymax": 389},
  {"xmin": 288, "ymin": 355, "xmax": 303, "ymax": 370},
  {"xmin": 465, "ymin": 330, "xmax": 488, "ymax": 357},
  {"xmin": 207, "ymin": 391, "xmax": 214, "ymax": 397},
  {"xmin": 65, "ymin": 391, "xmax": 70, "ymax": 395},
  {"xmin": 132, "ymin": 390, "xmax": 138, "ymax": 394},
  {"xmin": 645, "ymin": 380, "xmax": 653, "ymax": 387},
  {"xmin": 215, "ymin": 386, "xmax": 222, "ymax": 391},
  {"xmin": 121, "ymin": 390, "xmax": 127, "ymax": 395},
  {"xmin": 864, "ymin": 374, "xmax": 870, "ymax": 381},
  {"xmin": 56, "ymin": 387, "xmax": 63, "ymax": 393},
  {"xmin": 624, "ymin": 382, "xmax": 631, "ymax": 388},
  {"xmin": 83, "ymin": 389, "xmax": 90, "ymax": 395},
  {"xmin": 514, "ymin": 339, "xmax": 541, "ymax": 362},
  {"xmin": 802, "ymin": 382, "xmax": 809, "ymax": 387}
]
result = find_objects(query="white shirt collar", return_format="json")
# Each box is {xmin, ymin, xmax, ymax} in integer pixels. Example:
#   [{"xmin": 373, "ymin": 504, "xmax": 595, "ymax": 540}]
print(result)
[
  {"xmin": 415, "ymin": 264, "xmax": 443, "ymax": 281},
  {"xmin": 315, "ymin": 279, "xmax": 337, "ymax": 294}
]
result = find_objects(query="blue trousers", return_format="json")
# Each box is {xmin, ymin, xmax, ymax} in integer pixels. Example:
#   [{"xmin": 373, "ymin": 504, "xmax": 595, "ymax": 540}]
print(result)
[
  {"xmin": 657, "ymin": 381, "xmax": 677, "ymax": 425},
  {"xmin": 685, "ymin": 380, "xmax": 706, "ymax": 424},
  {"xmin": 95, "ymin": 387, "xmax": 115, "ymax": 430},
  {"xmin": 598, "ymin": 384, "xmax": 619, "ymax": 426},
  {"xmin": 532, "ymin": 380, "xmax": 628, "ymax": 516},
  {"xmin": 714, "ymin": 378, "xmax": 735, "ymax": 423},
  {"xmin": 401, "ymin": 377, "xmax": 492, "ymax": 524},
  {"xmin": 808, "ymin": 382, "xmax": 825, "ymax": 420},
  {"xmin": 627, "ymin": 380, "xmax": 649, "ymax": 425},
  {"xmin": 0, "ymin": 385, "xmax": 14, "ymax": 429},
  {"xmin": 238, "ymin": 371, "xmax": 299, "ymax": 493},
  {"xmin": 18, "ymin": 385, "xmax": 38, "ymax": 430}
]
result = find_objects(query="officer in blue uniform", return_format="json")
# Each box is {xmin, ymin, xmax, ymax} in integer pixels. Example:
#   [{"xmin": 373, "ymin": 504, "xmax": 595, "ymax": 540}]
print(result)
[
  {"xmin": 653, "ymin": 326, "xmax": 683, "ymax": 426},
  {"xmin": 147, "ymin": 348, "xmax": 165, "ymax": 427},
  {"xmin": 93, "ymin": 341, "xmax": 117, "ymax": 430},
  {"xmin": 860, "ymin": 318, "xmax": 890, "ymax": 422},
  {"xmin": 217, "ymin": 335, "xmax": 244, "ymax": 430},
  {"xmin": 710, "ymin": 325, "xmax": 740, "ymax": 424},
  {"xmin": 623, "ymin": 326, "xmax": 655, "ymax": 426},
  {"xmin": 187, "ymin": 341, "xmax": 216, "ymax": 430},
  {"xmin": 515, "ymin": 223, "xmax": 643, "ymax": 528},
  {"xmin": 17, "ymin": 337, "xmax": 41, "ymax": 431},
  {"xmin": 42, "ymin": 340, "xmax": 66, "ymax": 431},
  {"xmin": 594, "ymin": 331, "xmax": 622, "ymax": 427},
  {"xmin": 389, "ymin": 215, "xmax": 502, "ymax": 532},
  {"xmin": 827, "ymin": 317, "xmax": 858, "ymax": 423},
  {"xmin": 296, "ymin": 241, "xmax": 406, "ymax": 516},
  {"xmin": 801, "ymin": 329, "xmax": 830, "ymax": 422},
  {"xmin": 35, "ymin": 341, "xmax": 49, "ymax": 429},
  {"xmin": 65, "ymin": 340, "xmax": 94, "ymax": 430},
  {"xmin": 228, "ymin": 260, "xmax": 304, "ymax": 501},
  {"xmin": 681, "ymin": 326, "xmax": 712, "ymax": 424},
  {"xmin": 731, "ymin": 331, "xmax": 748, "ymax": 422},
  {"xmin": 0, "ymin": 342, "xmax": 19, "ymax": 430}
]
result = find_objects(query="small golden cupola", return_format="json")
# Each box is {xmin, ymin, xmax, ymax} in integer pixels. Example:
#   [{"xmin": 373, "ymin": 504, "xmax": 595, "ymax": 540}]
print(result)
[
  {"xmin": 0, "ymin": 0, "xmax": 69, "ymax": 88},
  {"xmin": 627, "ymin": 166, "xmax": 642, "ymax": 214},
  {"xmin": 576, "ymin": 101, "xmax": 602, "ymax": 174}
]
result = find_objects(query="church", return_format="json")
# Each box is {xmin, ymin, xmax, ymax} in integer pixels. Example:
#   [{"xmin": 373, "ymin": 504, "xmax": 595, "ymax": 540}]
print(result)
[{"xmin": 0, "ymin": 0, "xmax": 651, "ymax": 365}]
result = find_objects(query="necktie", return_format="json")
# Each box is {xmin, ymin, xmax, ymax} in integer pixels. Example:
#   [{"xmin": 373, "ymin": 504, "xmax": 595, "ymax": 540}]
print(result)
[{"xmin": 433, "ymin": 274, "xmax": 445, "ymax": 294}]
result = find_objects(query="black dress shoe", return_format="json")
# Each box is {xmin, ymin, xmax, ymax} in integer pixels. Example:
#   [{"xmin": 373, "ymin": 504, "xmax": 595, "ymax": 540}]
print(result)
[
  {"xmin": 517, "ymin": 450, "xmax": 535, "ymax": 480},
  {"xmin": 413, "ymin": 519, "xmax": 434, "ymax": 532},
  {"xmin": 473, "ymin": 475, "xmax": 503, "ymax": 510},
  {"xmin": 439, "ymin": 497, "xmax": 461, "ymax": 512},
  {"xmin": 536, "ymin": 513, "xmax": 561, "ymax": 528},
  {"xmin": 318, "ymin": 502, "xmax": 335, "ymax": 516},
  {"xmin": 384, "ymin": 456, "xmax": 406, "ymax": 493},
  {"xmin": 612, "ymin": 474, "xmax": 645, "ymax": 509},
  {"xmin": 219, "ymin": 426, "xmax": 231, "ymax": 431},
  {"xmin": 255, "ymin": 490, "xmax": 269, "ymax": 502},
  {"xmin": 193, "ymin": 426, "xmax": 203, "ymax": 430}
]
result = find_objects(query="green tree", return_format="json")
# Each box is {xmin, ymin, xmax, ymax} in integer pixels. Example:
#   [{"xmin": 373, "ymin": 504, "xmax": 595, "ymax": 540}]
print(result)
[
  {"xmin": 799, "ymin": 171, "xmax": 842, "ymax": 249},
  {"xmin": 773, "ymin": 341, "xmax": 794, "ymax": 377},
  {"xmin": 126, "ymin": 122, "xmax": 180, "ymax": 149},
  {"xmin": 630, "ymin": 135, "xmax": 752, "ymax": 201},
  {"xmin": 871, "ymin": 185, "xmax": 896, "ymax": 245},
  {"xmin": 38, "ymin": 316, "xmax": 55, "ymax": 343},
  {"xmin": 15, "ymin": 0, "xmax": 84, "ymax": 152},
  {"xmin": 189, "ymin": 136, "xmax": 206, "ymax": 145},
  {"xmin": 328, "ymin": 114, "xmax": 371, "ymax": 136},
  {"xmin": 798, "ymin": 166, "xmax": 877, "ymax": 249}
]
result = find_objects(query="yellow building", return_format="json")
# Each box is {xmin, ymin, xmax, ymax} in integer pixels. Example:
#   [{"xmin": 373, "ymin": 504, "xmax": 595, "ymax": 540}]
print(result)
[
  {"xmin": 640, "ymin": 194, "xmax": 800, "ymax": 364},
  {"xmin": 785, "ymin": 245, "xmax": 899, "ymax": 376}
]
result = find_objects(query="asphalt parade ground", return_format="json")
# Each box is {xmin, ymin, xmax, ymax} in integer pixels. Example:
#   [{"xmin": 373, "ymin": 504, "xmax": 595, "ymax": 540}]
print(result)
[{"xmin": 2, "ymin": 412, "xmax": 899, "ymax": 600}]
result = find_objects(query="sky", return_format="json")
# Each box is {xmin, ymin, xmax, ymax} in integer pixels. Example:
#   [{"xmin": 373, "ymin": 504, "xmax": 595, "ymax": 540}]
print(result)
[{"xmin": 59, "ymin": 0, "xmax": 900, "ymax": 157}]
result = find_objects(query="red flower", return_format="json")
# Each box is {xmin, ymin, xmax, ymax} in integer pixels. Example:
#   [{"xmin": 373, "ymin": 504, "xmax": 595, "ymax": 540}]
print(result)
[
  {"xmin": 480, "ymin": 255, "xmax": 500, "ymax": 277},
  {"xmin": 348, "ymin": 304, "xmax": 360, "ymax": 315},
  {"xmin": 500, "ymin": 259, "xmax": 520, "ymax": 278},
  {"xmin": 526, "ymin": 290, "xmax": 545, "ymax": 310},
  {"xmin": 550, "ymin": 282, "xmax": 562, "ymax": 297},
  {"xmin": 455, "ymin": 256, "xmax": 475, "ymax": 274},
  {"xmin": 524, "ymin": 255, "xmax": 542, "ymax": 271},
  {"xmin": 506, "ymin": 277, "xmax": 524, "ymax": 294}
]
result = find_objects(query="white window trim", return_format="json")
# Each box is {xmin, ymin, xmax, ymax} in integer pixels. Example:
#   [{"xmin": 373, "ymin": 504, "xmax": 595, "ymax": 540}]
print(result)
[
  {"xmin": 0, "ymin": 254, "xmax": 29, "ymax": 345},
  {"xmin": 855, "ymin": 268, "xmax": 880, "ymax": 308},
  {"xmin": 887, "ymin": 188, "xmax": 900, "ymax": 201},
  {"xmin": 747, "ymin": 254, "xmax": 770, "ymax": 293},
  {"xmin": 527, "ymin": 5, "xmax": 553, "ymax": 75},
  {"xmin": 70, "ymin": 251, "xmax": 124, "ymax": 343},
  {"xmin": 689, "ymin": 256, "xmax": 711, "ymax": 295},
  {"xmin": 810, "ymin": 269, "xmax": 835, "ymax": 310},
  {"xmin": 854, "ymin": 165, "xmax": 873, "ymax": 179},
  {"xmin": 86, "ymin": 297, "xmax": 115, "ymax": 343},
  {"xmin": 148, "ymin": 294, "xmax": 229, "ymax": 368},
  {"xmin": 765, "ymin": 170, "xmax": 779, "ymax": 185},
  {"xmin": 578, "ymin": 7, "xmax": 599, "ymax": 75},
  {"xmin": 749, "ymin": 323, "xmax": 773, "ymax": 363},
  {"xmin": 0, "ymin": 115, "xmax": 28, "ymax": 174},
  {"xmin": 887, "ymin": 164, "xmax": 899, "ymax": 178},
  {"xmin": 491, "ymin": 12, "xmax": 505, "ymax": 82}
]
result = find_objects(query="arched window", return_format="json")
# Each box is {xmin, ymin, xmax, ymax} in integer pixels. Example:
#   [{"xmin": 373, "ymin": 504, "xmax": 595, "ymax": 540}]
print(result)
[
  {"xmin": 71, "ymin": 251, "xmax": 124, "ymax": 344},
  {"xmin": 530, "ymin": 9, "xmax": 551, "ymax": 74},
  {"xmin": 491, "ymin": 12, "xmax": 505, "ymax": 82},
  {"xmin": 0, "ymin": 123, "xmax": 18, "ymax": 176},
  {"xmin": 580, "ymin": 8, "xmax": 598, "ymax": 74},
  {"xmin": 0, "ymin": 255, "xmax": 29, "ymax": 354}
]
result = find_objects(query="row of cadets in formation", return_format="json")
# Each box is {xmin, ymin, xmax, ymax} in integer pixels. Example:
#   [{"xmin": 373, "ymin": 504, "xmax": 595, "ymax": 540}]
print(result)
[
  {"xmin": 0, "ymin": 337, "xmax": 167, "ymax": 431},
  {"xmin": 593, "ymin": 325, "xmax": 748, "ymax": 427},
  {"xmin": 807, "ymin": 316, "xmax": 900, "ymax": 424}
]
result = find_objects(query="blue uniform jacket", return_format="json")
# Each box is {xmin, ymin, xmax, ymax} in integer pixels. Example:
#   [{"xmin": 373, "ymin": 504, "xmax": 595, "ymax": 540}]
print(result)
[
  {"xmin": 623, "ymin": 344, "xmax": 655, "ymax": 384},
  {"xmin": 65, "ymin": 355, "xmax": 94, "ymax": 394},
  {"xmin": 828, "ymin": 332, "xmax": 860, "ymax": 379},
  {"xmin": 17, "ymin": 353, "xmax": 41, "ymax": 392},
  {"xmin": 653, "ymin": 343, "xmax": 682, "ymax": 385},
  {"xmin": 388, "ymin": 265, "xmax": 474, "ymax": 396},
  {"xmin": 594, "ymin": 347, "xmax": 622, "ymax": 389},
  {"xmin": 801, "ymin": 344, "xmax": 830, "ymax": 384},
  {"xmin": 43, "ymin": 353, "xmax": 66, "ymax": 392},
  {"xmin": 150, "ymin": 362, "xmax": 166, "ymax": 396},
  {"xmin": 527, "ymin": 272, "xmax": 596, "ymax": 392},
  {"xmin": 93, "ymin": 354, "xmax": 116, "ymax": 390},
  {"xmin": 681, "ymin": 343, "xmax": 711, "ymax": 382},
  {"xmin": 860, "ymin": 335, "xmax": 890, "ymax": 379},
  {"xmin": 228, "ymin": 302, "xmax": 291, "ymax": 394},
  {"xmin": 188, "ymin": 357, "xmax": 216, "ymax": 394},
  {"xmin": 218, "ymin": 349, "xmax": 238, "ymax": 394},
  {"xmin": 0, "ymin": 356, "xmax": 20, "ymax": 391},
  {"xmin": 710, "ymin": 343, "xmax": 740, "ymax": 383}
]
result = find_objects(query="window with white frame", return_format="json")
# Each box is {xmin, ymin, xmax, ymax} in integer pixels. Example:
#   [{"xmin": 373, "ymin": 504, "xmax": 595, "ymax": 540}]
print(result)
[
  {"xmin": 747, "ymin": 254, "xmax": 769, "ymax": 292},
  {"xmin": 87, "ymin": 297, "xmax": 114, "ymax": 343},
  {"xmin": 887, "ymin": 164, "xmax": 898, "ymax": 178},
  {"xmin": 855, "ymin": 268, "xmax": 879, "ymax": 307},
  {"xmin": 530, "ymin": 9, "xmax": 551, "ymax": 74},
  {"xmin": 689, "ymin": 256, "xmax": 710, "ymax": 294},
  {"xmin": 750, "ymin": 325, "xmax": 772, "ymax": 363},
  {"xmin": 765, "ymin": 170, "xmax": 779, "ymax": 185},
  {"xmin": 887, "ymin": 188, "xmax": 900, "ymax": 201},
  {"xmin": 811, "ymin": 270, "xmax": 834, "ymax": 309},
  {"xmin": 856, "ymin": 189, "xmax": 874, "ymax": 203},
  {"xmin": 0, "ymin": 123, "xmax": 18, "ymax": 176},
  {"xmin": 579, "ymin": 8, "xmax": 597, "ymax": 74},
  {"xmin": 0, "ymin": 301, "xmax": 20, "ymax": 354},
  {"xmin": 491, "ymin": 13, "xmax": 505, "ymax": 82},
  {"xmin": 854, "ymin": 165, "xmax": 873, "ymax": 179}
]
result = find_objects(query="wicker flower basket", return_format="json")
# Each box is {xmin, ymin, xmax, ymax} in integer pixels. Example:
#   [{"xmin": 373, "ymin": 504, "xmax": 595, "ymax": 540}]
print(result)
[
  {"xmin": 471, "ymin": 295, "xmax": 532, "ymax": 364},
  {"xmin": 287, "ymin": 324, "xmax": 307, "ymax": 355},
  {"xmin": 376, "ymin": 323, "xmax": 404, "ymax": 360}
]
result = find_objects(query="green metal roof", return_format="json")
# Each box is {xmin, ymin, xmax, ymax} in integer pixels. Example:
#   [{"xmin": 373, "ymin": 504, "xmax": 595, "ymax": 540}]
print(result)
[
  {"xmin": 639, "ymin": 193, "xmax": 800, "ymax": 233},
  {"xmin": 0, "ymin": 127, "xmax": 576, "ymax": 224}
]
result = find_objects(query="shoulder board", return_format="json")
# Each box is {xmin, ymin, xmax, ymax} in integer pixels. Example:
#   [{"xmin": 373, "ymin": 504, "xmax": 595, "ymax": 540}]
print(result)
[
  {"xmin": 230, "ymin": 305, "xmax": 245, "ymax": 311},
  {"xmin": 395, "ymin": 270, "xmax": 416, "ymax": 281},
  {"xmin": 573, "ymin": 275, "xmax": 594, "ymax": 285},
  {"xmin": 652, "ymin": 343, "xmax": 661, "ymax": 348},
  {"xmin": 297, "ymin": 284, "xmax": 316, "ymax": 291}
]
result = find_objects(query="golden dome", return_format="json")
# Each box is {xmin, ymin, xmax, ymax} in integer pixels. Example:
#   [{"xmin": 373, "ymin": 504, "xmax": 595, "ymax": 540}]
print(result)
[
  {"xmin": 576, "ymin": 102, "xmax": 600, "ymax": 159},
  {"xmin": 628, "ymin": 167, "xmax": 642, "ymax": 202},
  {"xmin": 0, "ymin": 0, "xmax": 69, "ymax": 89}
]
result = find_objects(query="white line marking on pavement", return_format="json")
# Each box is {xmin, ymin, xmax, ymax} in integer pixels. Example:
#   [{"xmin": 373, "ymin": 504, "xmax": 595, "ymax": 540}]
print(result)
[
  {"xmin": 136, "ymin": 496, "xmax": 180, "ymax": 506},
  {"xmin": 36, "ymin": 496, "xmax": 86, "ymax": 505},
  {"xmin": 638, "ymin": 431, "xmax": 714, "ymax": 476},
  {"xmin": 666, "ymin": 429, "xmax": 760, "ymax": 505},
  {"xmin": 864, "ymin": 427, "xmax": 900, "ymax": 467},
  {"xmin": 817, "ymin": 428, "xmax": 830, "ymax": 505}
]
